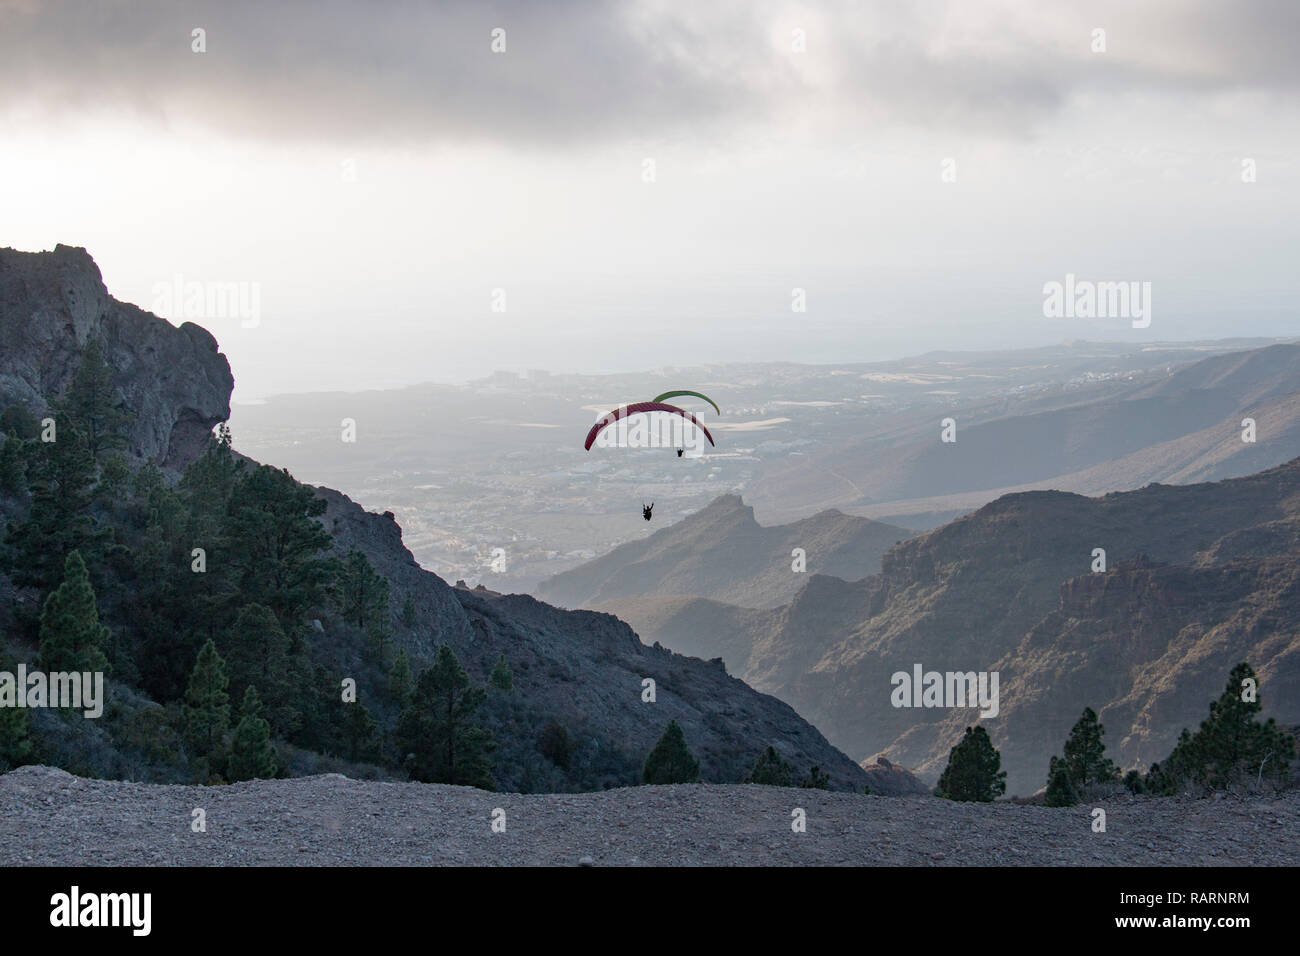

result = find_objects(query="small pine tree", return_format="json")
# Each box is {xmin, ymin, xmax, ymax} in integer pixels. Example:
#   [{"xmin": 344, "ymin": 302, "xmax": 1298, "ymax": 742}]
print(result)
[
  {"xmin": 364, "ymin": 623, "xmax": 393, "ymax": 668},
  {"xmin": 7, "ymin": 427, "xmax": 101, "ymax": 592},
  {"xmin": 335, "ymin": 549, "xmax": 390, "ymax": 630},
  {"xmin": 745, "ymin": 745, "xmax": 793, "ymax": 786},
  {"xmin": 59, "ymin": 340, "xmax": 131, "ymax": 459},
  {"xmin": 342, "ymin": 701, "xmax": 381, "ymax": 763},
  {"xmin": 388, "ymin": 648, "xmax": 413, "ymax": 706},
  {"xmin": 1196, "ymin": 662, "xmax": 1294, "ymax": 789},
  {"xmin": 1123, "ymin": 769, "xmax": 1145, "ymax": 794},
  {"xmin": 489, "ymin": 654, "xmax": 513, "ymax": 692},
  {"xmin": 1061, "ymin": 707, "xmax": 1118, "ymax": 788},
  {"xmin": 0, "ymin": 431, "xmax": 26, "ymax": 497},
  {"xmin": 38, "ymin": 550, "xmax": 110, "ymax": 674},
  {"xmin": 1151, "ymin": 662, "xmax": 1296, "ymax": 792},
  {"xmin": 96, "ymin": 453, "xmax": 130, "ymax": 502},
  {"xmin": 799, "ymin": 766, "xmax": 831, "ymax": 790},
  {"xmin": 1147, "ymin": 730, "xmax": 1202, "ymax": 796},
  {"xmin": 400, "ymin": 594, "xmax": 418, "ymax": 629},
  {"xmin": 1045, "ymin": 759, "xmax": 1079, "ymax": 806},
  {"xmin": 538, "ymin": 721, "xmax": 572, "ymax": 769},
  {"xmin": 0, "ymin": 703, "xmax": 34, "ymax": 772},
  {"xmin": 0, "ymin": 404, "xmax": 39, "ymax": 441},
  {"xmin": 642, "ymin": 720, "xmax": 701, "ymax": 785},
  {"xmin": 223, "ymin": 464, "xmax": 333, "ymax": 628},
  {"xmin": 220, "ymin": 603, "xmax": 292, "ymax": 729},
  {"xmin": 228, "ymin": 686, "xmax": 277, "ymax": 781},
  {"xmin": 394, "ymin": 645, "xmax": 495, "ymax": 789},
  {"xmin": 183, "ymin": 639, "xmax": 231, "ymax": 771},
  {"xmin": 936, "ymin": 726, "xmax": 1007, "ymax": 802}
]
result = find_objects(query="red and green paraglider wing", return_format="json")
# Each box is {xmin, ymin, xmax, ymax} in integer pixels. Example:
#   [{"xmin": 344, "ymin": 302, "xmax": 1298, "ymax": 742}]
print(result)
[
  {"xmin": 651, "ymin": 390, "xmax": 720, "ymax": 415},
  {"xmin": 584, "ymin": 401, "xmax": 716, "ymax": 451}
]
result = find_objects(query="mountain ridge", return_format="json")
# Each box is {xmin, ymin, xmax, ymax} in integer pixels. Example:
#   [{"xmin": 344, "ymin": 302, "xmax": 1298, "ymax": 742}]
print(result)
[
  {"xmin": 617, "ymin": 457, "xmax": 1300, "ymax": 795},
  {"xmin": 538, "ymin": 492, "xmax": 912, "ymax": 611}
]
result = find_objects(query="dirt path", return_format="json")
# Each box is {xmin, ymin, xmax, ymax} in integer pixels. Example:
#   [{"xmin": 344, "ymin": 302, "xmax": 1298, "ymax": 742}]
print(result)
[{"xmin": 1, "ymin": 766, "xmax": 1295, "ymax": 866}]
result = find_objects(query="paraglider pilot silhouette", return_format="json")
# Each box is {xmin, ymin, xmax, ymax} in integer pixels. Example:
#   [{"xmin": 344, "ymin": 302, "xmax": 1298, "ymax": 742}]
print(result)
[{"xmin": 642, "ymin": 502, "xmax": 654, "ymax": 521}]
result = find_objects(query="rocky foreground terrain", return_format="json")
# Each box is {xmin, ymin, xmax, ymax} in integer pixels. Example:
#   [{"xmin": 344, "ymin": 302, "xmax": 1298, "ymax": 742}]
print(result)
[{"xmin": 2, "ymin": 766, "xmax": 1295, "ymax": 866}]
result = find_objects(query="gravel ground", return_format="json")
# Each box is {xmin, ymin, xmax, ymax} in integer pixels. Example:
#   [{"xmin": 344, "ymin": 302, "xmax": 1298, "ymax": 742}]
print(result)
[{"xmin": 1, "ymin": 765, "xmax": 1296, "ymax": 866}]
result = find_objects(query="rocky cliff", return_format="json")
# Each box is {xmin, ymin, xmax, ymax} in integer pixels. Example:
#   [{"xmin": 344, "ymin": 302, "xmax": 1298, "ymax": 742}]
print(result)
[{"xmin": 0, "ymin": 245, "xmax": 233, "ymax": 469}]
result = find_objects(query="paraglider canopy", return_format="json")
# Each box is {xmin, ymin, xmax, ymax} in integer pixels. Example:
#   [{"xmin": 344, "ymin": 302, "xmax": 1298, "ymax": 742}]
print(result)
[
  {"xmin": 651, "ymin": 390, "xmax": 720, "ymax": 415},
  {"xmin": 584, "ymin": 401, "xmax": 715, "ymax": 451}
]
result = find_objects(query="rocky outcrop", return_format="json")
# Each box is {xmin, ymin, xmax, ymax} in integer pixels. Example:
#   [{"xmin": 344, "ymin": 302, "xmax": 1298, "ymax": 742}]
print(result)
[
  {"xmin": 0, "ymin": 244, "xmax": 233, "ymax": 469},
  {"xmin": 859, "ymin": 756, "xmax": 931, "ymax": 796}
]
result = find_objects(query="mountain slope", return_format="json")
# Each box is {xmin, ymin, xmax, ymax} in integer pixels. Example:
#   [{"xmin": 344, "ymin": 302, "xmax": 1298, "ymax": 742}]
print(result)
[{"xmin": 537, "ymin": 494, "xmax": 912, "ymax": 610}]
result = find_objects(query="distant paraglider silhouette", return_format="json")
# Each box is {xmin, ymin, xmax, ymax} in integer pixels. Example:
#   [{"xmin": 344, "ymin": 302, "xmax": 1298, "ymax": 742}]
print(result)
[{"xmin": 642, "ymin": 502, "xmax": 654, "ymax": 521}]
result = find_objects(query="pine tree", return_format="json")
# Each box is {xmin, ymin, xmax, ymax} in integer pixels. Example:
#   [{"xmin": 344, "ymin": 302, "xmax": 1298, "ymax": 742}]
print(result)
[
  {"xmin": 538, "ymin": 721, "xmax": 572, "ymax": 769},
  {"xmin": 1045, "ymin": 758, "xmax": 1079, "ymax": 806},
  {"xmin": 394, "ymin": 645, "xmax": 495, "ymax": 789},
  {"xmin": 341, "ymin": 701, "xmax": 381, "ymax": 763},
  {"xmin": 228, "ymin": 685, "xmax": 278, "ymax": 781},
  {"xmin": 59, "ymin": 340, "xmax": 131, "ymax": 459},
  {"xmin": 183, "ymin": 639, "xmax": 231, "ymax": 770},
  {"xmin": 1060, "ymin": 707, "xmax": 1118, "ymax": 788},
  {"xmin": 38, "ymin": 550, "xmax": 110, "ymax": 674},
  {"xmin": 745, "ymin": 745, "xmax": 793, "ymax": 786},
  {"xmin": 489, "ymin": 654, "xmax": 513, "ymax": 692},
  {"xmin": 1123, "ymin": 769, "xmax": 1146, "ymax": 794},
  {"xmin": 6, "ymin": 424, "xmax": 100, "ymax": 592},
  {"xmin": 364, "ymin": 622, "xmax": 394, "ymax": 669},
  {"xmin": 223, "ymin": 465, "xmax": 332, "ymax": 629},
  {"xmin": 799, "ymin": 766, "xmax": 831, "ymax": 790},
  {"xmin": 220, "ymin": 603, "xmax": 294, "ymax": 733},
  {"xmin": 642, "ymin": 720, "xmax": 701, "ymax": 785},
  {"xmin": 0, "ymin": 703, "xmax": 34, "ymax": 772},
  {"xmin": 335, "ymin": 549, "xmax": 390, "ymax": 630},
  {"xmin": 388, "ymin": 648, "xmax": 413, "ymax": 706},
  {"xmin": 1180, "ymin": 662, "xmax": 1294, "ymax": 789},
  {"xmin": 179, "ymin": 423, "xmax": 242, "ymax": 518},
  {"xmin": 0, "ymin": 404, "xmax": 39, "ymax": 441},
  {"xmin": 132, "ymin": 459, "xmax": 165, "ymax": 500},
  {"xmin": 129, "ymin": 477, "xmax": 216, "ymax": 701},
  {"xmin": 0, "ymin": 431, "xmax": 26, "ymax": 497},
  {"xmin": 400, "ymin": 594, "xmax": 418, "ymax": 629},
  {"xmin": 95, "ymin": 453, "xmax": 130, "ymax": 502},
  {"xmin": 936, "ymin": 726, "xmax": 1007, "ymax": 802},
  {"xmin": 1147, "ymin": 729, "xmax": 1202, "ymax": 795}
]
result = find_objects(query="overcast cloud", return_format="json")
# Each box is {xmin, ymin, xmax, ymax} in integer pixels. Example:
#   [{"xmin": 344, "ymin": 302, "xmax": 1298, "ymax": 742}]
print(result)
[{"xmin": 2, "ymin": 0, "xmax": 1298, "ymax": 146}]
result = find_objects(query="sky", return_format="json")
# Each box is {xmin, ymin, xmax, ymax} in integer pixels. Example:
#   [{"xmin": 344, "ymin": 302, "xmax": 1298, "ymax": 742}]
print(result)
[{"xmin": 1, "ymin": 0, "xmax": 1297, "ymax": 400}]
